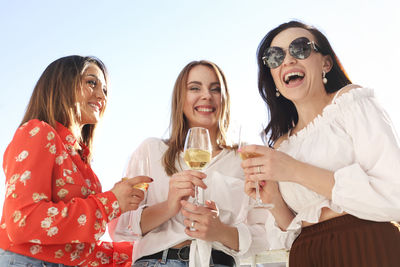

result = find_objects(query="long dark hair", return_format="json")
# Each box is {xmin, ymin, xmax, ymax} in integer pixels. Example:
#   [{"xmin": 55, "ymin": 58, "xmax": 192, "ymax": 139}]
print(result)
[
  {"xmin": 22, "ymin": 55, "xmax": 108, "ymax": 163},
  {"xmin": 257, "ymin": 21, "xmax": 351, "ymax": 146}
]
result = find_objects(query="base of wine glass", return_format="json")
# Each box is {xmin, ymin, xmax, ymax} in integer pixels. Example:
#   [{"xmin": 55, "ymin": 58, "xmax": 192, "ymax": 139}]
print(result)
[{"xmin": 252, "ymin": 202, "xmax": 274, "ymax": 209}]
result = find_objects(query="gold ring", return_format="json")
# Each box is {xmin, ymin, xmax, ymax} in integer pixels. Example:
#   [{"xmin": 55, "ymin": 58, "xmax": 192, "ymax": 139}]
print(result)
[{"xmin": 191, "ymin": 221, "xmax": 195, "ymax": 228}]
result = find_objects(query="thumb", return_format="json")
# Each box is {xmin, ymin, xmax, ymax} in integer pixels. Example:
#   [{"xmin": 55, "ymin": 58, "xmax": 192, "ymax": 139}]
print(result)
[{"xmin": 205, "ymin": 200, "xmax": 217, "ymax": 211}]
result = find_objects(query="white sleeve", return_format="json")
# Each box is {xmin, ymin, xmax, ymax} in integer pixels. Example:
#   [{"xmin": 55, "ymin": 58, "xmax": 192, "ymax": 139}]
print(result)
[
  {"xmin": 332, "ymin": 92, "xmax": 400, "ymax": 221},
  {"xmin": 264, "ymin": 210, "xmax": 300, "ymax": 250},
  {"xmin": 240, "ymin": 206, "xmax": 285, "ymax": 255},
  {"xmin": 213, "ymin": 205, "xmax": 270, "ymax": 258},
  {"xmin": 208, "ymin": 169, "xmax": 272, "ymax": 257}
]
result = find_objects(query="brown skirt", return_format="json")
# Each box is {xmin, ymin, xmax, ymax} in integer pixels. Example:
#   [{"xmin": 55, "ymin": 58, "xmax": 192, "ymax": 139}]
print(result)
[{"xmin": 289, "ymin": 214, "xmax": 400, "ymax": 267}]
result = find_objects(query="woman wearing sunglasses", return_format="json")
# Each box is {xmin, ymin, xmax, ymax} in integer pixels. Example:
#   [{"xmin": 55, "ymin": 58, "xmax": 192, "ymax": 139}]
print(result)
[{"xmin": 240, "ymin": 21, "xmax": 400, "ymax": 266}]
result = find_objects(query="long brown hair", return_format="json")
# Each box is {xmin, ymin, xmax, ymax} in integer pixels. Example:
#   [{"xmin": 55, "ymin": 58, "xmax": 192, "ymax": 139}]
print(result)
[
  {"xmin": 256, "ymin": 21, "xmax": 351, "ymax": 146},
  {"xmin": 21, "ymin": 55, "xmax": 108, "ymax": 163},
  {"xmin": 162, "ymin": 60, "xmax": 231, "ymax": 176}
]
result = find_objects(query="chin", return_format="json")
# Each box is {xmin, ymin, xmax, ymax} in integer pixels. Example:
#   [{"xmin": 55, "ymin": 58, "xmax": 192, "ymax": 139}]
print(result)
[{"xmin": 80, "ymin": 116, "xmax": 100, "ymax": 126}]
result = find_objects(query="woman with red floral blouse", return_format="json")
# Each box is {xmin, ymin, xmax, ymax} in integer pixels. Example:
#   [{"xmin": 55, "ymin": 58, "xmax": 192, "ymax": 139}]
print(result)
[{"xmin": 0, "ymin": 55, "xmax": 152, "ymax": 266}]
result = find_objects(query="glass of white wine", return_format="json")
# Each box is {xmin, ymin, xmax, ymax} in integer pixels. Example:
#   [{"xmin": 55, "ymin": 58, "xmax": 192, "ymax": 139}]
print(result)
[
  {"xmin": 238, "ymin": 125, "xmax": 274, "ymax": 209},
  {"xmin": 183, "ymin": 127, "xmax": 212, "ymax": 206},
  {"xmin": 125, "ymin": 156, "xmax": 150, "ymax": 231}
]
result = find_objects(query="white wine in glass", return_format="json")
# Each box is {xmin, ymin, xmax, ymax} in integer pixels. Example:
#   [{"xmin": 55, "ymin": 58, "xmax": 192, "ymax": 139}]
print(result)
[
  {"xmin": 238, "ymin": 125, "xmax": 274, "ymax": 209},
  {"xmin": 183, "ymin": 127, "xmax": 212, "ymax": 206}
]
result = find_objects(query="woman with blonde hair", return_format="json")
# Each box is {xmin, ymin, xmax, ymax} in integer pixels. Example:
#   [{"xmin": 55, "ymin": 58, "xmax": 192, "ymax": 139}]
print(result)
[
  {"xmin": 110, "ymin": 60, "xmax": 273, "ymax": 267},
  {"xmin": 0, "ymin": 55, "xmax": 152, "ymax": 266}
]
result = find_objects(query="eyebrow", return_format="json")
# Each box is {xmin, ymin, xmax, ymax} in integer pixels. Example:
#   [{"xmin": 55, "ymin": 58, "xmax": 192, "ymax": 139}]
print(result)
[
  {"xmin": 187, "ymin": 81, "xmax": 220, "ymax": 87},
  {"xmin": 86, "ymin": 74, "xmax": 100, "ymax": 80}
]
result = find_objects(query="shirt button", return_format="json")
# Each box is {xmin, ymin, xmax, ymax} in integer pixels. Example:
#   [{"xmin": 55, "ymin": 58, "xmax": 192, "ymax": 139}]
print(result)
[
  {"xmin": 91, "ymin": 191, "xmax": 96, "ymax": 194},
  {"xmin": 12, "ymin": 193, "xmax": 17, "ymax": 198}
]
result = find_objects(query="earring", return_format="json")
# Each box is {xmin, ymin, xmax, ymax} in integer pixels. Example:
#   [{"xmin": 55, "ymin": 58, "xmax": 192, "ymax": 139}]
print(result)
[
  {"xmin": 322, "ymin": 71, "xmax": 328, "ymax": 84},
  {"xmin": 275, "ymin": 88, "xmax": 280, "ymax": 97}
]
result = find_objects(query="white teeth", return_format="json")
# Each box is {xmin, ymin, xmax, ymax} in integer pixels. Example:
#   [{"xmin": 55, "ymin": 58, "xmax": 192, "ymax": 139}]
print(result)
[
  {"xmin": 197, "ymin": 108, "xmax": 213, "ymax": 112},
  {"xmin": 284, "ymin": 72, "xmax": 304, "ymax": 82},
  {"xmin": 89, "ymin": 103, "xmax": 99, "ymax": 110}
]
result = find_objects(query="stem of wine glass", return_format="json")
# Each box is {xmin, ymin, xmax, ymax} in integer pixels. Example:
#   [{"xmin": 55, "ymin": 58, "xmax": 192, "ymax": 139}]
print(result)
[
  {"xmin": 255, "ymin": 181, "xmax": 262, "ymax": 205},
  {"xmin": 194, "ymin": 175, "xmax": 205, "ymax": 206},
  {"xmin": 194, "ymin": 185, "xmax": 200, "ymax": 205}
]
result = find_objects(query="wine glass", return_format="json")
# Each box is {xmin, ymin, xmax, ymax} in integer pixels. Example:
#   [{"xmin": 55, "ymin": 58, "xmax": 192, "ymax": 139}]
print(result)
[
  {"xmin": 238, "ymin": 125, "xmax": 274, "ymax": 209},
  {"xmin": 125, "ymin": 156, "xmax": 150, "ymax": 231},
  {"xmin": 183, "ymin": 127, "xmax": 212, "ymax": 206}
]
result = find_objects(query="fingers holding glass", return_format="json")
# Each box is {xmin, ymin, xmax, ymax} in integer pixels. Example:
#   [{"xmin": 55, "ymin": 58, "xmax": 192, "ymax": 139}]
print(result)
[{"xmin": 238, "ymin": 127, "xmax": 273, "ymax": 209}]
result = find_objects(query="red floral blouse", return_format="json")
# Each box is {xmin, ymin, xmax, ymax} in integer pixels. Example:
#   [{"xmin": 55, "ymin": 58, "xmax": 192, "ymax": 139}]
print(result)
[{"xmin": 0, "ymin": 119, "xmax": 132, "ymax": 266}]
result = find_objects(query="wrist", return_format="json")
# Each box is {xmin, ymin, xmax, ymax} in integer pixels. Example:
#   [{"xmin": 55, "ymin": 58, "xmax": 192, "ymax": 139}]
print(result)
[
  {"xmin": 216, "ymin": 224, "xmax": 239, "ymax": 251},
  {"xmin": 166, "ymin": 200, "xmax": 181, "ymax": 217},
  {"xmin": 289, "ymin": 159, "xmax": 305, "ymax": 183}
]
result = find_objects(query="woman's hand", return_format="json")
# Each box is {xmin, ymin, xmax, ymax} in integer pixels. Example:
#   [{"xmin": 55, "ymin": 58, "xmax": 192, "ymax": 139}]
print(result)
[
  {"xmin": 244, "ymin": 179, "xmax": 280, "ymax": 205},
  {"xmin": 240, "ymin": 144, "xmax": 298, "ymax": 183},
  {"xmin": 111, "ymin": 176, "xmax": 153, "ymax": 213},
  {"xmin": 181, "ymin": 200, "xmax": 223, "ymax": 242},
  {"xmin": 168, "ymin": 170, "xmax": 207, "ymax": 216}
]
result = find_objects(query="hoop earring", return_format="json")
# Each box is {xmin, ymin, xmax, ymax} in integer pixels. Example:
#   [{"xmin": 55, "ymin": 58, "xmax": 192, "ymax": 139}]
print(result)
[
  {"xmin": 322, "ymin": 71, "xmax": 328, "ymax": 84},
  {"xmin": 275, "ymin": 88, "xmax": 280, "ymax": 97}
]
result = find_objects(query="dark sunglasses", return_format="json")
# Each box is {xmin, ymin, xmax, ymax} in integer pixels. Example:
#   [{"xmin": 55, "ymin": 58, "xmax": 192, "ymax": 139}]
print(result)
[{"xmin": 262, "ymin": 37, "xmax": 320, "ymax": 69}]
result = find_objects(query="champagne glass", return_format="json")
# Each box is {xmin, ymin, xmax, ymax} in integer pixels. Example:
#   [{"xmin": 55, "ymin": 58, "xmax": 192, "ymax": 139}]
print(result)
[
  {"xmin": 183, "ymin": 127, "xmax": 212, "ymax": 206},
  {"xmin": 238, "ymin": 125, "xmax": 274, "ymax": 209},
  {"xmin": 126, "ymin": 156, "xmax": 150, "ymax": 231}
]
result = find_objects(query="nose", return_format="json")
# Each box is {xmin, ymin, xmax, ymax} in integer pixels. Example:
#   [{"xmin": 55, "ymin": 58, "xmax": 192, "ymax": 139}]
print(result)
[
  {"xmin": 282, "ymin": 51, "xmax": 297, "ymax": 67},
  {"xmin": 201, "ymin": 88, "xmax": 212, "ymax": 100},
  {"xmin": 94, "ymin": 86, "xmax": 106, "ymax": 101}
]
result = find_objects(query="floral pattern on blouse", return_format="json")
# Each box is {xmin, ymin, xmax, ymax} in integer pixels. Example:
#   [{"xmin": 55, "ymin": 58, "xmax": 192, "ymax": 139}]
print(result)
[{"xmin": 0, "ymin": 119, "xmax": 132, "ymax": 266}]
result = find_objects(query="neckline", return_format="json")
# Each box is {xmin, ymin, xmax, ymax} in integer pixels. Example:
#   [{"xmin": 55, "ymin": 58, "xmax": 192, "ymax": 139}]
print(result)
[
  {"xmin": 279, "ymin": 85, "xmax": 364, "ymax": 150},
  {"xmin": 287, "ymin": 85, "xmax": 350, "ymax": 138}
]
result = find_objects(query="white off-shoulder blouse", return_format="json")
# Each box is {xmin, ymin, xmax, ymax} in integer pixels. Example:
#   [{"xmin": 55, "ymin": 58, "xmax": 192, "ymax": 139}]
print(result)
[{"xmin": 266, "ymin": 86, "xmax": 400, "ymax": 249}]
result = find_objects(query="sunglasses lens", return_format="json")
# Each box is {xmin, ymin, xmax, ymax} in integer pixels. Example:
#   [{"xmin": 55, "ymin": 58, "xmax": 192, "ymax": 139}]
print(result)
[
  {"xmin": 289, "ymin": 37, "xmax": 311, "ymax": 60},
  {"xmin": 263, "ymin": 47, "xmax": 285, "ymax": 69}
]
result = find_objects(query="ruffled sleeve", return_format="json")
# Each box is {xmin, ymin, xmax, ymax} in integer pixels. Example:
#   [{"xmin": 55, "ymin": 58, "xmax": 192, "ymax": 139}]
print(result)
[
  {"xmin": 332, "ymin": 88, "xmax": 400, "ymax": 221},
  {"xmin": 264, "ymin": 210, "xmax": 300, "ymax": 249}
]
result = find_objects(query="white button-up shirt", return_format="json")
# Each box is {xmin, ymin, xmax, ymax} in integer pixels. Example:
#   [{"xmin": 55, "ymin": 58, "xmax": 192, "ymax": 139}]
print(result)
[{"xmin": 109, "ymin": 138, "xmax": 280, "ymax": 266}]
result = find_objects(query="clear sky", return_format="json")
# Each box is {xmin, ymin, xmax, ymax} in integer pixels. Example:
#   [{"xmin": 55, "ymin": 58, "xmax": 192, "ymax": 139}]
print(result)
[{"xmin": 1, "ymin": 0, "xmax": 400, "ymax": 241}]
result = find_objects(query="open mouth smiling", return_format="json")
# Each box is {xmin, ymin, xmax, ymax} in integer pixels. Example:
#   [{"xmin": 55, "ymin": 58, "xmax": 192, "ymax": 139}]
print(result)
[
  {"xmin": 88, "ymin": 102, "xmax": 102, "ymax": 112},
  {"xmin": 195, "ymin": 106, "xmax": 215, "ymax": 113},
  {"xmin": 284, "ymin": 72, "xmax": 305, "ymax": 85}
]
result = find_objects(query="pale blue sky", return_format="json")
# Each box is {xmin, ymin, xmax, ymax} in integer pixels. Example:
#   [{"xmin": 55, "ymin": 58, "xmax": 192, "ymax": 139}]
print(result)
[{"xmin": 1, "ymin": 0, "xmax": 400, "ymax": 236}]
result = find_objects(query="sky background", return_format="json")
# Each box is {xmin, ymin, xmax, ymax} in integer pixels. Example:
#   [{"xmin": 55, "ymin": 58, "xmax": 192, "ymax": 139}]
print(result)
[{"xmin": 1, "ymin": 0, "xmax": 400, "ymax": 242}]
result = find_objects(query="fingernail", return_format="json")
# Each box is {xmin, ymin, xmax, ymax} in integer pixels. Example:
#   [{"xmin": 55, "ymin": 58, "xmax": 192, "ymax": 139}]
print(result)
[
  {"xmin": 238, "ymin": 148, "xmax": 242, "ymax": 152},
  {"xmin": 150, "ymin": 178, "xmax": 154, "ymax": 182}
]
